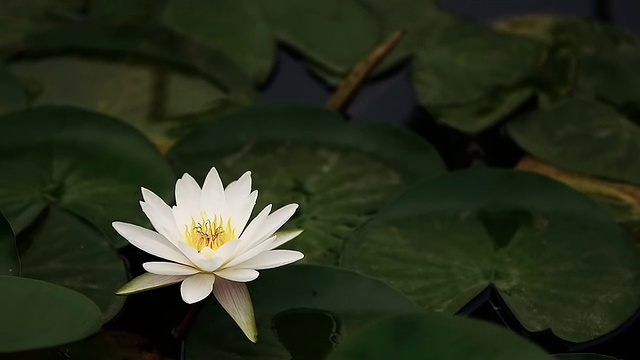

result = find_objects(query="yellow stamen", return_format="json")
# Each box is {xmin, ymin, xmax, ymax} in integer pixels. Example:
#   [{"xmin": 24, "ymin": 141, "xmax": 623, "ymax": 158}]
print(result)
[{"xmin": 183, "ymin": 213, "xmax": 235, "ymax": 252}]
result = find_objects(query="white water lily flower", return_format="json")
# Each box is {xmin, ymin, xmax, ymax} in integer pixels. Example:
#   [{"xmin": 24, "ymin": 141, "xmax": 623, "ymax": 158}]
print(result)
[{"xmin": 112, "ymin": 167, "xmax": 304, "ymax": 342}]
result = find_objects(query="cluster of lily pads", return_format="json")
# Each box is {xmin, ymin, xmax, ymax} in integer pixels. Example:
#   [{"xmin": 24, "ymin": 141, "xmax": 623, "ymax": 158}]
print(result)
[{"xmin": 0, "ymin": 0, "xmax": 639, "ymax": 359}]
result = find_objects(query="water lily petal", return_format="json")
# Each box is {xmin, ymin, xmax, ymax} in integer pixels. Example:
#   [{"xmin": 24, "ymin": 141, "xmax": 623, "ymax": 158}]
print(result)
[
  {"xmin": 140, "ymin": 188, "xmax": 181, "ymax": 245},
  {"xmin": 201, "ymin": 167, "xmax": 225, "ymax": 211},
  {"xmin": 175, "ymin": 173, "xmax": 201, "ymax": 209},
  {"xmin": 266, "ymin": 229, "xmax": 304, "ymax": 250},
  {"xmin": 248, "ymin": 204, "xmax": 298, "ymax": 246},
  {"xmin": 235, "ymin": 250, "xmax": 304, "ymax": 270},
  {"xmin": 116, "ymin": 273, "xmax": 188, "ymax": 295},
  {"xmin": 143, "ymin": 261, "xmax": 200, "ymax": 275},
  {"xmin": 180, "ymin": 273, "xmax": 216, "ymax": 304},
  {"xmin": 112, "ymin": 222, "xmax": 192, "ymax": 265},
  {"xmin": 224, "ymin": 171, "xmax": 252, "ymax": 207},
  {"xmin": 225, "ymin": 235, "xmax": 276, "ymax": 268},
  {"xmin": 213, "ymin": 278, "xmax": 257, "ymax": 343},
  {"xmin": 231, "ymin": 190, "xmax": 258, "ymax": 235},
  {"xmin": 214, "ymin": 268, "xmax": 259, "ymax": 282},
  {"xmin": 239, "ymin": 204, "xmax": 272, "ymax": 243}
]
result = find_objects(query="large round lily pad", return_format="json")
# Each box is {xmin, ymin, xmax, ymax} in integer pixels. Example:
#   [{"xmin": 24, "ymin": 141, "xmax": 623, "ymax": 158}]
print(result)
[
  {"xmin": 0, "ymin": 275, "xmax": 102, "ymax": 353},
  {"xmin": 342, "ymin": 168, "xmax": 640, "ymax": 342},
  {"xmin": 0, "ymin": 106, "xmax": 175, "ymax": 247},
  {"xmin": 0, "ymin": 210, "xmax": 18, "ymax": 276},
  {"xmin": 167, "ymin": 105, "xmax": 446, "ymax": 265},
  {"xmin": 17, "ymin": 207, "xmax": 127, "ymax": 321},
  {"xmin": 507, "ymin": 99, "xmax": 640, "ymax": 186},
  {"xmin": 411, "ymin": 20, "xmax": 542, "ymax": 133},
  {"xmin": 161, "ymin": 0, "xmax": 276, "ymax": 84},
  {"xmin": 327, "ymin": 313, "xmax": 553, "ymax": 360},
  {"xmin": 185, "ymin": 264, "xmax": 421, "ymax": 360}
]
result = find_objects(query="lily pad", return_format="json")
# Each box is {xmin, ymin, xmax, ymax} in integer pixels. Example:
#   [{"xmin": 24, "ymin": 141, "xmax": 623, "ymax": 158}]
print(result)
[
  {"xmin": 161, "ymin": 0, "xmax": 276, "ymax": 84},
  {"xmin": 88, "ymin": 0, "xmax": 161, "ymax": 25},
  {"xmin": 359, "ymin": 0, "xmax": 454, "ymax": 73},
  {"xmin": 257, "ymin": 0, "xmax": 381, "ymax": 76},
  {"xmin": 0, "ymin": 210, "xmax": 19, "ymax": 276},
  {"xmin": 575, "ymin": 48, "xmax": 640, "ymax": 121},
  {"xmin": 0, "ymin": 62, "xmax": 26, "ymax": 115},
  {"xmin": 11, "ymin": 56, "xmax": 227, "ymax": 149},
  {"xmin": 7, "ymin": 331, "xmax": 173, "ymax": 359},
  {"xmin": 0, "ymin": 275, "xmax": 102, "ymax": 353},
  {"xmin": 0, "ymin": 0, "xmax": 82, "ymax": 48},
  {"xmin": 327, "ymin": 313, "xmax": 553, "ymax": 360},
  {"xmin": 185, "ymin": 264, "xmax": 421, "ymax": 360},
  {"xmin": 17, "ymin": 207, "xmax": 127, "ymax": 321},
  {"xmin": 555, "ymin": 355, "xmax": 618, "ymax": 360},
  {"xmin": 167, "ymin": 105, "xmax": 445, "ymax": 265},
  {"xmin": 0, "ymin": 106, "xmax": 175, "ymax": 247},
  {"xmin": 516, "ymin": 156, "xmax": 640, "ymax": 247},
  {"xmin": 14, "ymin": 24, "xmax": 255, "ymax": 104},
  {"xmin": 494, "ymin": 15, "xmax": 639, "ymax": 106},
  {"xmin": 342, "ymin": 168, "xmax": 640, "ymax": 342},
  {"xmin": 411, "ymin": 20, "xmax": 542, "ymax": 133},
  {"xmin": 507, "ymin": 99, "xmax": 640, "ymax": 186}
]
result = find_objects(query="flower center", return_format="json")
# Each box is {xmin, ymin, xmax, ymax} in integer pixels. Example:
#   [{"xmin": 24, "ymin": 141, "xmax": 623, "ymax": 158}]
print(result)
[{"xmin": 184, "ymin": 214, "xmax": 235, "ymax": 252}]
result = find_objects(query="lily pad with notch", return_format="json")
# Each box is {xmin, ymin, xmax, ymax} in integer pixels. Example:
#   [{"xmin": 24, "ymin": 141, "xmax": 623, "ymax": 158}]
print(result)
[
  {"xmin": 342, "ymin": 168, "xmax": 640, "ymax": 342},
  {"xmin": 0, "ymin": 106, "xmax": 175, "ymax": 248},
  {"xmin": 167, "ymin": 104, "xmax": 446, "ymax": 265},
  {"xmin": 185, "ymin": 264, "xmax": 421, "ymax": 360}
]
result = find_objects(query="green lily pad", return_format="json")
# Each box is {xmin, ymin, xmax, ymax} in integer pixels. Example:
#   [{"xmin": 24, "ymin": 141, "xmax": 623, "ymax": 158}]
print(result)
[
  {"xmin": 575, "ymin": 48, "xmax": 640, "ymax": 121},
  {"xmin": 434, "ymin": 87, "xmax": 534, "ymax": 134},
  {"xmin": 0, "ymin": 275, "xmax": 102, "ymax": 353},
  {"xmin": 11, "ymin": 56, "xmax": 228, "ymax": 149},
  {"xmin": 15, "ymin": 24, "xmax": 255, "ymax": 104},
  {"xmin": 257, "ymin": 0, "xmax": 380, "ymax": 76},
  {"xmin": 161, "ymin": 0, "xmax": 276, "ymax": 84},
  {"xmin": 0, "ymin": 0, "xmax": 82, "ymax": 48},
  {"xmin": 411, "ymin": 20, "xmax": 542, "ymax": 133},
  {"xmin": 342, "ymin": 168, "xmax": 640, "ymax": 342},
  {"xmin": 88, "ymin": 0, "xmax": 162, "ymax": 25},
  {"xmin": 7, "ymin": 331, "xmax": 174, "ymax": 359},
  {"xmin": 327, "ymin": 313, "xmax": 553, "ymax": 360},
  {"xmin": 0, "ymin": 62, "xmax": 26, "ymax": 115},
  {"xmin": 0, "ymin": 106, "xmax": 175, "ymax": 247},
  {"xmin": 18, "ymin": 207, "xmax": 127, "ymax": 321},
  {"xmin": 507, "ymin": 99, "xmax": 640, "ymax": 186},
  {"xmin": 186, "ymin": 264, "xmax": 421, "ymax": 360},
  {"xmin": 359, "ymin": 0, "xmax": 454, "ymax": 72},
  {"xmin": 494, "ymin": 15, "xmax": 639, "ymax": 106},
  {"xmin": 167, "ymin": 105, "xmax": 445, "ymax": 265},
  {"xmin": 0, "ymin": 210, "xmax": 19, "ymax": 276}
]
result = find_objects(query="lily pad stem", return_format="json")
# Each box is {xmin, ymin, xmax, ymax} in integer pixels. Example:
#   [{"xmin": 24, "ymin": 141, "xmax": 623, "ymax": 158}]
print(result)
[
  {"xmin": 325, "ymin": 29, "xmax": 406, "ymax": 114},
  {"xmin": 172, "ymin": 296, "xmax": 210, "ymax": 339}
]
